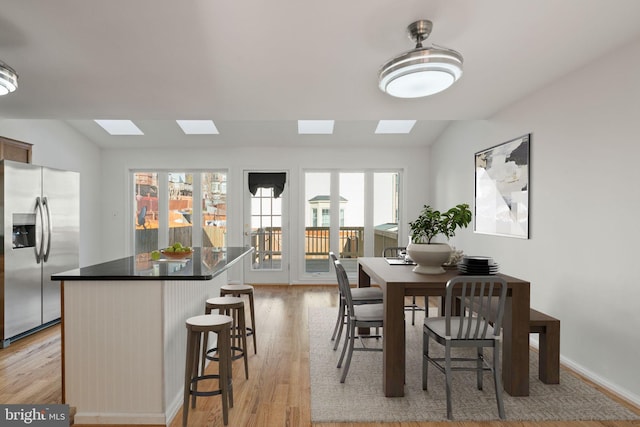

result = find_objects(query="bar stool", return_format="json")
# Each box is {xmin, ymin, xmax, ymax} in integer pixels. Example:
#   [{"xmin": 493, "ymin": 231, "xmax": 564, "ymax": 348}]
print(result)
[
  {"xmin": 220, "ymin": 282, "xmax": 257, "ymax": 354},
  {"xmin": 183, "ymin": 314, "xmax": 232, "ymax": 426},
  {"xmin": 204, "ymin": 296, "xmax": 249, "ymax": 380}
]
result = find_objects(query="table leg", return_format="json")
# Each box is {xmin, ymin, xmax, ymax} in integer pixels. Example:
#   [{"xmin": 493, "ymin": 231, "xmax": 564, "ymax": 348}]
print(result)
[
  {"xmin": 383, "ymin": 284, "xmax": 406, "ymax": 397},
  {"xmin": 502, "ymin": 283, "xmax": 530, "ymax": 396},
  {"xmin": 358, "ymin": 264, "xmax": 371, "ymax": 288}
]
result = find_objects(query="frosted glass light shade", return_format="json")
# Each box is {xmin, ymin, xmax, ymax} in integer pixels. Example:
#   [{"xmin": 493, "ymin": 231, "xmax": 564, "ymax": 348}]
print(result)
[
  {"xmin": 379, "ymin": 47, "xmax": 463, "ymax": 98},
  {"xmin": 0, "ymin": 62, "xmax": 18, "ymax": 96}
]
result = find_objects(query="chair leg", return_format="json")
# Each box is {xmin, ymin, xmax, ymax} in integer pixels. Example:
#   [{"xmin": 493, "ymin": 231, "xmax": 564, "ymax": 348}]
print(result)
[
  {"xmin": 331, "ymin": 296, "xmax": 344, "ymax": 341},
  {"xmin": 493, "ymin": 344, "xmax": 505, "ymax": 419},
  {"xmin": 340, "ymin": 322, "xmax": 356, "ymax": 383},
  {"xmin": 477, "ymin": 347, "xmax": 483, "ymax": 390},
  {"xmin": 191, "ymin": 332, "xmax": 202, "ymax": 409},
  {"xmin": 337, "ymin": 316, "xmax": 350, "ymax": 369},
  {"xmin": 333, "ymin": 300, "xmax": 346, "ymax": 351},
  {"xmin": 183, "ymin": 331, "xmax": 195, "ymax": 427},
  {"xmin": 247, "ymin": 291, "xmax": 257, "ymax": 354},
  {"xmin": 445, "ymin": 344, "xmax": 453, "ymax": 420},
  {"xmin": 422, "ymin": 331, "xmax": 429, "ymax": 390},
  {"xmin": 237, "ymin": 307, "xmax": 249, "ymax": 379},
  {"xmin": 411, "ymin": 296, "xmax": 417, "ymax": 325},
  {"xmin": 219, "ymin": 327, "xmax": 230, "ymax": 426}
]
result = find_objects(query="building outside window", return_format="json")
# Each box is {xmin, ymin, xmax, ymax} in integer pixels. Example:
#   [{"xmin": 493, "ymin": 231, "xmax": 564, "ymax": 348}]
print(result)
[{"xmin": 133, "ymin": 170, "xmax": 227, "ymax": 257}]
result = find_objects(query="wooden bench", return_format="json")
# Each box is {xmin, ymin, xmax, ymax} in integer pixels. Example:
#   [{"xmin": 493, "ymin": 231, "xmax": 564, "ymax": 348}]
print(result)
[
  {"xmin": 528, "ymin": 307, "xmax": 560, "ymax": 384},
  {"xmin": 460, "ymin": 297, "xmax": 560, "ymax": 384}
]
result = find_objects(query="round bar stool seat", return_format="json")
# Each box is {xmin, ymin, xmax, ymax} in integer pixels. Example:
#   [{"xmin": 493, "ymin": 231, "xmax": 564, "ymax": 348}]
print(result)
[
  {"xmin": 183, "ymin": 314, "xmax": 233, "ymax": 427},
  {"xmin": 204, "ymin": 296, "xmax": 249, "ymax": 380},
  {"xmin": 220, "ymin": 282, "xmax": 257, "ymax": 354}
]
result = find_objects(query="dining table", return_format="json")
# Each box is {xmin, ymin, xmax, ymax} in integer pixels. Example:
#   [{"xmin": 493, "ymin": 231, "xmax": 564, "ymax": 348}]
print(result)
[{"xmin": 357, "ymin": 257, "xmax": 531, "ymax": 398}]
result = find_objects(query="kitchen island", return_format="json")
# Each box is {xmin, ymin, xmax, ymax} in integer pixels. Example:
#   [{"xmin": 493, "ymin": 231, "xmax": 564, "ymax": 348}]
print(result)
[{"xmin": 52, "ymin": 246, "xmax": 253, "ymax": 426}]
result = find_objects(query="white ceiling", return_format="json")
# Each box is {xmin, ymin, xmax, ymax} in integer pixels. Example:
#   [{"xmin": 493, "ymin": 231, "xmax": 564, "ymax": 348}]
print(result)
[{"xmin": 1, "ymin": 0, "xmax": 639, "ymax": 149}]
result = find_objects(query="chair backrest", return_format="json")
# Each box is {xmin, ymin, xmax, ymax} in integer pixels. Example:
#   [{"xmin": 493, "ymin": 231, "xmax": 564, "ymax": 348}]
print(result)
[
  {"xmin": 444, "ymin": 276, "xmax": 508, "ymax": 339},
  {"xmin": 333, "ymin": 260, "xmax": 354, "ymax": 310},
  {"xmin": 382, "ymin": 246, "xmax": 406, "ymax": 257},
  {"xmin": 329, "ymin": 251, "xmax": 339, "ymax": 281}
]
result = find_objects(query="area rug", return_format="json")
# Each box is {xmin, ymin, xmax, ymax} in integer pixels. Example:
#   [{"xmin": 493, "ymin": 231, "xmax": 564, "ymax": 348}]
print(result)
[{"xmin": 308, "ymin": 306, "xmax": 640, "ymax": 422}]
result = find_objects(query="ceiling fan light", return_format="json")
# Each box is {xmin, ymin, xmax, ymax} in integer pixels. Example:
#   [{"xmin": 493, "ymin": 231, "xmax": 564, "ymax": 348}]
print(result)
[
  {"xmin": 0, "ymin": 62, "xmax": 18, "ymax": 96},
  {"xmin": 378, "ymin": 21, "xmax": 463, "ymax": 98},
  {"xmin": 384, "ymin": 69, "xmax": 455, "ymax": 98}
]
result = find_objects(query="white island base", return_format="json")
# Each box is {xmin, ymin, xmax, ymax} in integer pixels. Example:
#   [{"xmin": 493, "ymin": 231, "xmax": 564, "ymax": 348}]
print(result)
[{"xmin": 62, "ymin": 276, "xmax": 226, "ymax": 425}]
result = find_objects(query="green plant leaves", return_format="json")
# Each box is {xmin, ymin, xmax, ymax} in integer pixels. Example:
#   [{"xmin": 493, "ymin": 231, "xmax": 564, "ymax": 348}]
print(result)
[{"xmin": 409, "ymin": 203, "xmax": 471, "ymax": 244}]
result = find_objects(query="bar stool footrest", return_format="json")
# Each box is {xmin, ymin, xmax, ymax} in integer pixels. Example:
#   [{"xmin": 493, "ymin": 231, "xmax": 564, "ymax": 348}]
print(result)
[
  {"xmin": 189, "ymin": 374, "xmax": 232, "ymax": 398},
  {"xmin": 206, "ymin": 346, "xmax": 246, "ymax": 362}
]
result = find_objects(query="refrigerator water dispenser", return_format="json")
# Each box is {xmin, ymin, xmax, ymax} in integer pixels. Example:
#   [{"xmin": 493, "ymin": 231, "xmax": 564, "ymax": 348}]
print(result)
[{"xmin": 12, "ymin": 213, "xmax": 36, "ymax": 249}]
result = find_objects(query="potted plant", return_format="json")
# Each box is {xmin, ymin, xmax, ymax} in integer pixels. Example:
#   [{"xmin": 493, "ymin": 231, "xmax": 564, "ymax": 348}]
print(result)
[{"xmin": 407, "ymin": 203, "xmax": 472, "ymax": 274}]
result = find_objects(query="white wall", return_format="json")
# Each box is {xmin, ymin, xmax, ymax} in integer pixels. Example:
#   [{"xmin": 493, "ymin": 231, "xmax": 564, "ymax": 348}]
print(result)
[
  {"xmin": 429, "ymin": 37, "xmax": 640, "ymax": 404},
  {"xmin": 99, "ymin": 146, "xmax": 431, "ymax": 282},
  {"xmin": 0, "ymin": 119, "xmax": 103, "ymax": 266}
]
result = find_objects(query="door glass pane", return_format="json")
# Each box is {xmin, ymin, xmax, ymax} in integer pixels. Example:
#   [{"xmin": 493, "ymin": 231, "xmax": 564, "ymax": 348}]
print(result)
[
  {"xmin": 202, "ymin": 172, "xmax": 227, "ymax": 248},
  {"xmin": 374, "ymin": 172, "xmax": 400, "ymax": 255},
  {"xmin": 134, "ymin": 172, "xmax": 158, "ymax": 256},
  {"xmin": 339, "ymin": 172, "xmax": 364, "ymax": 273},
  {"xmin": 305, "ymin": 172, "xmax": 331, "ymax": 273},
  {"xmin": 250, "ymin": 187, "xmax": 282, "ymax": 270},
  {"xmin": 169, "ymin": 172, "xmax": 193, "ymax": 248}
]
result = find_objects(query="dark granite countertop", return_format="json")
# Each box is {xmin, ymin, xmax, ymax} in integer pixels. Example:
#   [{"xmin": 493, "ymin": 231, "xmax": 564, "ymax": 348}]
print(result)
[{"xmin": 51, "ymin": 246, "xmax": 253, "ymax": 281}]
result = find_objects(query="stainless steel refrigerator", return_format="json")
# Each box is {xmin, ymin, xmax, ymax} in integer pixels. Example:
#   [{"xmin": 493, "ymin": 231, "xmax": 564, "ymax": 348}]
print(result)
[{"xmin": 1, "ymin": 159, "xmax": 79, "ymax": 346}]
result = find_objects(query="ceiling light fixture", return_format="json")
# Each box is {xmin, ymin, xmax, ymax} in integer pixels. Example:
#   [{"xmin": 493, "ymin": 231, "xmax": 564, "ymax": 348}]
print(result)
[
  {"xmin": 378, "ymin": 20, "xmax": 463, "ymax": 98},
  {"xmin": 0, "ymin": 61, "xmax": 18, "ymax": 96}
]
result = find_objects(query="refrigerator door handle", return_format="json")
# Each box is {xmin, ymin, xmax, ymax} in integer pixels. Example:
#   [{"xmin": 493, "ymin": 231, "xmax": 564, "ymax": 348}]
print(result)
[
  {"xmin": 35, "ymin": 196, "xmax": 44, "ymax": 263},
  {"xmin": 42, "ymin": 196, "xmax": 52, "ymax": 262}
]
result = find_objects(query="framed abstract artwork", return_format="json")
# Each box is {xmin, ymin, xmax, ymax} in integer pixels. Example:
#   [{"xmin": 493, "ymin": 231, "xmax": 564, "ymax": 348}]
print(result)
[{"xmin": 474, "ymin": 134, "xmax": 530, "ymax": 239}]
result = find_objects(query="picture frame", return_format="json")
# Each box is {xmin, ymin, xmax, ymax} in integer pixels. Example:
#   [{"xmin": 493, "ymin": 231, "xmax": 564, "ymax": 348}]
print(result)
[{"xmin": 474, "ymin": 134, "xmax": 530, "ymax": 239}]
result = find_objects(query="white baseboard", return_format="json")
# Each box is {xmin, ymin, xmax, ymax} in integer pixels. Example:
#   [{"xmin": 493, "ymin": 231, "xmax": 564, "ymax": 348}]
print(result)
[{"xmin": 529, "ymin": 336, "xmax": 640, "ymax": 408}]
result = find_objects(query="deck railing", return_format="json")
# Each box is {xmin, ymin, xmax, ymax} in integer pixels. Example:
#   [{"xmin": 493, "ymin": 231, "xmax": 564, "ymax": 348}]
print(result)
[
  {"xmin": 251, "ymin": 226, "xmax": 365, "ymax": 260},
  {"xmin": 136, "ymin": 225, "xmax": 392, "ymax": 272}
]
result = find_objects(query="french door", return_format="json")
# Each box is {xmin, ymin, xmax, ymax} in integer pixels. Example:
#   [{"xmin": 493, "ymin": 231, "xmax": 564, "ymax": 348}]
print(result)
[
  {"xmin": 303, "ymin": 170, "xmax": 402, "ymax": 277},
  {"xmin": 243, "ymin": 171, "xmax": 290, "ymax": 284}
]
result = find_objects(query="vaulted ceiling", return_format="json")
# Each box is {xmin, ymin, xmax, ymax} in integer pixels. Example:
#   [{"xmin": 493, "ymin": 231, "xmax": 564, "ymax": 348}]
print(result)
[{"xmin": 1, "ymin": 0, "xmax": 639, "ymax": 148}]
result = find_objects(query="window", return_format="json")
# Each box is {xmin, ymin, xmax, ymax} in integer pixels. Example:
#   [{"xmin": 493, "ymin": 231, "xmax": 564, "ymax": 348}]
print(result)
[
  {"xmin": 321, "ymin": 209, "xmax": 330, "ymax": 226},
  {"xmin": 168, "ymin": 172, "xmax": 193, "ymax": 248},
  {"xmin": 134, "ymin": 172, "xmax": 159, "ymax": 255},
  {"xmin": 133, "ymin": 170, "xmax": 227, "ymax": 256},
  {"xmin": 303, "ymin": 170, "xmax": 401, "ymax": 275},
  {"xmin": 305, "ymin": 172, "xmax": 331, "ymax": 273},
  {"xmin": 202, "ymin": 172, "xmax": 227, "ymax": 248},
  {"xmin": 250, "ymin": 187, "xmax": 282, "ymax": 270},
  {"xmin": 373, "ymin": 172, "xmax": 400, "ymax": 252}
]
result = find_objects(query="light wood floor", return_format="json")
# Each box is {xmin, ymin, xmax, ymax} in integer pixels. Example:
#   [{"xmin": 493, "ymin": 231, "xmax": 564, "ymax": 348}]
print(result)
[{"xmin": 0, "ymin": 285, "xmax": 638, "ymax": 427}]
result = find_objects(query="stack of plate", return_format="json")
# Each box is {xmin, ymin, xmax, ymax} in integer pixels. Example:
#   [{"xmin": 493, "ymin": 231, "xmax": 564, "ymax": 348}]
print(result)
[{"xmin": 457, "ymin": 256, "xmax": 499, "ymax": 275}]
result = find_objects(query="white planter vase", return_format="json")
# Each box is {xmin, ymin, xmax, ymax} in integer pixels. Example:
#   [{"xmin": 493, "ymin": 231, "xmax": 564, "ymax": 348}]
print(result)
[{"xmin": 406, "ymin": 242, "xmax": 452, "ymax": 275}]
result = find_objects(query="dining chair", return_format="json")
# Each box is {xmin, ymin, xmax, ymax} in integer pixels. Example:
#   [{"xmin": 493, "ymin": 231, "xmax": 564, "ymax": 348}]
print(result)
[
  {"xmin": 334, "ymin": 259, "xmax": 384, "ymax": 383},
  {"xmin": 382, "ymin": 246, "xmax": 427, "ymax": 325},
  {"xmin": 422, "ymin": 275, "xmax": 507, "ymax": 420},
  {"xmin": 329, "ymin": 252, "xmax": 383, "ymax": 350}
]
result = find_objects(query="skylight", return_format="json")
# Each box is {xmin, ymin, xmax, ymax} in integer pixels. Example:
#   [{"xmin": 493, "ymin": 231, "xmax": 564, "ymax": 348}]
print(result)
[
  {"xmin": 375, "ymin": 120, "xmax": 416, "ymax": 134},
  {"xmin": 176, "ymin": 120, "xmax": 219, "ymax": 135},
  {"xmin": 298, "ymin": 120, "xmax": 334, "ymax": 134},
  {"xmin": 94, "ymin": 120, "xmax": 144, "ymax": 135}
]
